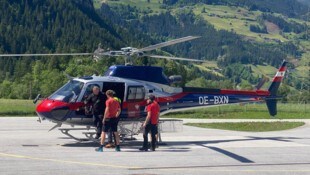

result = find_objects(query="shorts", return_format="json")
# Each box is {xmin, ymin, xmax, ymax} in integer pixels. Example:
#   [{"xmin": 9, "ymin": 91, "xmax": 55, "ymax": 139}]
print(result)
[{"xmin": 102, "ymin": 118, "xmax": 118, "ymax": 132}]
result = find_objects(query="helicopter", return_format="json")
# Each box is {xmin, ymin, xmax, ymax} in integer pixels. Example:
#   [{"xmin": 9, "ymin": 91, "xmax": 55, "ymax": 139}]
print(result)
[{"xmin": 0, "ymin": 36, "xmax": 287, "ymax": 141}]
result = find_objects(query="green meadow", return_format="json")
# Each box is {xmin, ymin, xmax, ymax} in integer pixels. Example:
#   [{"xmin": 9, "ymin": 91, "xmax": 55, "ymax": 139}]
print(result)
[
  {"xmin": 0, "ymin": 99, "xmax": 36, "ymax": 116},
  {"xmin": 163, "ymin": 103, "xmax": 310, "ymax": 119},
  {"xmin": 186, "ymin": 122, "xmax": 305, "ymax": 132}
]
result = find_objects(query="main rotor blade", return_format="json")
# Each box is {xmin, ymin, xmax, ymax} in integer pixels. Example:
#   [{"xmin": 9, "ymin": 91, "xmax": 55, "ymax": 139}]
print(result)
[
  {"xmin": 138, "ymin": 36, "xmax": 200, "ymax": 52},
  {"xmin": 0, "ymin": 53, "xmax": 93, "ymax": 57},
  {"xmin": 147, "ymin": 55, "xmax": 206, "ymax": 62}
]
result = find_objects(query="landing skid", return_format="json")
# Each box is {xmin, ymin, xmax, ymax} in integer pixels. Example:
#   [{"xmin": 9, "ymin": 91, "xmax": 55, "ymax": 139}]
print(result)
[
  {"xmin": 59, "ymin": 128, "xmax": 99, "ymax": 143},
  {"xmin": 58, "ymin": 120, "xmax": 168, "ymax": 143}
]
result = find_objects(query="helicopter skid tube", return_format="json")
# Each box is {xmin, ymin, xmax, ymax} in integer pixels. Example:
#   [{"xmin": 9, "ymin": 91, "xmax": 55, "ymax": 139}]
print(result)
[{"xmin": 59, "ymin": 128, "xmax": 98, "ymax": 142}]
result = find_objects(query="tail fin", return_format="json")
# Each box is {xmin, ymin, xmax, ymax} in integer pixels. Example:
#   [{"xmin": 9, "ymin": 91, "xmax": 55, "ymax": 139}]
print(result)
[
  {"xmin": 268, "ymin": 60, "xmax": 288, "ymax": 96},
  {"xmin": 266, "ymin": 60, "xmax": 288, "ymax": 116}
]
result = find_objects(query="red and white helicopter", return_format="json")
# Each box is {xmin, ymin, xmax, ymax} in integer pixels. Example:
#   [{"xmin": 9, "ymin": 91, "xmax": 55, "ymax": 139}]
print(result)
[{"xmin": 1, "ymin": 36, "xmax": 287, "ymax": 141}]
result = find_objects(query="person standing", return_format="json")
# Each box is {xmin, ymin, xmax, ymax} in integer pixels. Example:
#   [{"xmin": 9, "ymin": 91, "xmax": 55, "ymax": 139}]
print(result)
[
  {"xmin": 106, "ymin": 94, "xmax": 122, "ymax": 148},
  {"xmin": 96, "ymin": 90, "xmax": 121, "ymax": 152},
  {"xmin": 139, "ymin": 95, "xmax": 160, "ymax": 151},
  {"xmin": 84, "ymin": 86, "xmax": 106, "ymax": 139}
]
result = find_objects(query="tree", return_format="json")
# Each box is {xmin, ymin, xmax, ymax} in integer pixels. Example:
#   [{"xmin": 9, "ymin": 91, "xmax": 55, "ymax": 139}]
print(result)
[
  {"xmin": 0, "ymin": 80, "xmax": 12, "ymax": 98},
  {"xmin": 186, "ymin": 77, "xmax": 208, "ymax": 88},
  {"xmin": 201, "ymin": 7, "xmax": 206, "ymax": 13}
]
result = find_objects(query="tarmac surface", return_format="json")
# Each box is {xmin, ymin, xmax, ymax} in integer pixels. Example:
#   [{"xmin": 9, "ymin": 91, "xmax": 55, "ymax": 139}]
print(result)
[{"xmin": 1, "ymin": 117, "xmax": 310, "ymax": 175}]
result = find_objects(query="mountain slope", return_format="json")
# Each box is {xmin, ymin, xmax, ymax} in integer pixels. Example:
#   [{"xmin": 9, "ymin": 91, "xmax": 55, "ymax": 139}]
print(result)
[
  {"xmin": 163, "ymin": 0, "xmax": 310, "ymax": 19},
  {"xmin": 0, "ymin": 0, "xmax": 308, "ymax": 101},
  {"xmin": 101, "ymin": 0, "xmax": 309, "ymax": 100}
]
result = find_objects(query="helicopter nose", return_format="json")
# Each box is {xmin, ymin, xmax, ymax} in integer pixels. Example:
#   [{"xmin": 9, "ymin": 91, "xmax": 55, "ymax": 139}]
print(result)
[{"xmin": 36, "ymin": 99, "xmax": 70, "ymax": 121}]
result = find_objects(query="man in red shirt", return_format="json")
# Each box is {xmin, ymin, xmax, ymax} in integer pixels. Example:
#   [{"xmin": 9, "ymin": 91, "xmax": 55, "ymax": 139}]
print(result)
[
  {"xmin": 140, "ymin": 95, "xmax": 160, "ymax": 151},
  {"xmin": 96, "ymin": 90, "xmax": 121, "ymax": 152}
]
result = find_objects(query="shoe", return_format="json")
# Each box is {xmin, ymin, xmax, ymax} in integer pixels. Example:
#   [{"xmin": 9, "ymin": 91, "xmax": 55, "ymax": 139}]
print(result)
[
  {"xmin": 95, "ymin": 147, "xmax": 103, "ymax": 152},
  {"xmin": 139, "ymin": 147, "xmax": 148, "ymax": 151},
  {"xmin": 115, "ymin": 145, "xmax": 121, "ymax": 152}
]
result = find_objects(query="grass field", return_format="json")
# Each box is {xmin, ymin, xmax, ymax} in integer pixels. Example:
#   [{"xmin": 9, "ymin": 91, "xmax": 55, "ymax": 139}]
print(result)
[
  {"xmin": 163, "ymin": 103, "xmax": 310, "ymax": 119},
  {"xmin": 193, "ymin": 61, "xmax": 224, "ymax": 77},
  {"xmin": 250, "ymin": 64, "xmax": 277, "ymax": 78},
  {"xmin": 186, "ymin": 122, "xmax": 305, "ymax": 132},
  {"xmin": 104, "ymin": 0, "xmax": 165, "ymax": 15},
  {"xmin": 192, "ymin": 4, "xmax": 288, "ymax": 42},
  {"xmin": 0, "ymin": 99, "xmax": 36, "ymax": 116}
]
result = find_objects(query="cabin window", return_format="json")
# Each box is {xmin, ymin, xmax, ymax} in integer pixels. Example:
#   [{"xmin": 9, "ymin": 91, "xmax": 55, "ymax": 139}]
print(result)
[{"xmin": 127, "ymin": 86, "xmax": 145, "ymax": 101}]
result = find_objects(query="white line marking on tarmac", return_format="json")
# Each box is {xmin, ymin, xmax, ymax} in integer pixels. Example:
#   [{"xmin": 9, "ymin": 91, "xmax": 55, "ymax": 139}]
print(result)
[{"xmin": 0, "ymin": 152, "xmax": 140, "ymax": 169}]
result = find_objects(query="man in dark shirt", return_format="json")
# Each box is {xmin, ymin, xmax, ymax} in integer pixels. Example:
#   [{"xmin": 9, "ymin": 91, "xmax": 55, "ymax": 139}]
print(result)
[{"xmin": 84, "ymin": 86, "xmax": 106, "ymax": 139}]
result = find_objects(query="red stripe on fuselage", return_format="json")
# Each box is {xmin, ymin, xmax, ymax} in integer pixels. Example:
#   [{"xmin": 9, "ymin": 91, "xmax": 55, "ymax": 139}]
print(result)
[{"xmin": 156, "ymin": 93, "xmax": 188, "ymax": 103}]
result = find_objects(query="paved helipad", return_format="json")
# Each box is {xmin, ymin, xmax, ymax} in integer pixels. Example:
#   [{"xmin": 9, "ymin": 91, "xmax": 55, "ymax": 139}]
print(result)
[{"xmin": 1, "ymin": 117, "xmax": 310, "ymax": 175}]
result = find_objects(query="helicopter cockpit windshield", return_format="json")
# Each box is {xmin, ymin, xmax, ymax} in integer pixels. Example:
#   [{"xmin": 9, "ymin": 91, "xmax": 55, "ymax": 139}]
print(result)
[{"xmin": 49, "ymin": 80, "xmax": 84, "ymax": 103}]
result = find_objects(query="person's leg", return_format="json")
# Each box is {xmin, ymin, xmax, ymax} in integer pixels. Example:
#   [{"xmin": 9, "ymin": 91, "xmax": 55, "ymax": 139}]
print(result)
[
  {"xmin": 95, "ymin": 115, "xmax": 102, "ymax": 139},
  {"xmin": 151, "ymin": 125, "xmax": 157, "ymax": 151},
  {"xmin": 141, "ymin": 124, "xmax": 150, "ymax": 150},
  {"xmin": 108, "ymin": 130, "xmax": 113, "ymax": 143},
  {"xmin": 96, "ymin": 120, "xmax": 110, "ymax": 152},
  {"xmin": 111, "ymin": 118, "xmax": 121, "ymax": 151},
  {"xmin": 95, "ymin": 131, "xmax": 105, "ymax": 152},
  {"xmin": 114, "ymin": 119, "xmax": 119, "ymax": 145},
  {"xmin": 100, "ymin": 131, "xmax": 106, "ymax": 146},
  {"xmin": 114, "ymin": 132, "xmax": 120, "ymax": 145},
  {"xmin": 97, "ymin": 115, "xmax": 103, "ymax": 133},
  {"xmin": 93, "ymin": 114, "xmax": 98, "ymax": 127},
  {"xmin": 155, "ymin": 125, "xmax": 159, "ymax": 148}
]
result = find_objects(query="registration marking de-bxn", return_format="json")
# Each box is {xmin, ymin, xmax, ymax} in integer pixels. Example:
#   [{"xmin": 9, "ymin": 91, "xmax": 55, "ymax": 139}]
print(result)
[{"xmin": 199, "ymin": 96, "xmax": 229, "ymax": 105}]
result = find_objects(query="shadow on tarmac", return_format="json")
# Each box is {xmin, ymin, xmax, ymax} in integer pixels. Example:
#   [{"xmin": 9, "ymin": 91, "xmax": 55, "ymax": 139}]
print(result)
[
  {"xmin": 129, "ymin": 162, "xmax": 310, "ymax": 170},
  {"xmin": 60, "ymin": 136, "xmax": 306, "ymax": 162}
]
